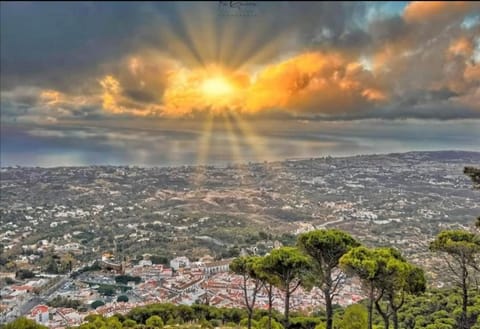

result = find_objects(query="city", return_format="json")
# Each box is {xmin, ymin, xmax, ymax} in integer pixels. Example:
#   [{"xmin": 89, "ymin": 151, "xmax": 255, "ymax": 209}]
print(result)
[{"xmin": 1, "ymin": 151, "xmax": 479, "ymax": 327}]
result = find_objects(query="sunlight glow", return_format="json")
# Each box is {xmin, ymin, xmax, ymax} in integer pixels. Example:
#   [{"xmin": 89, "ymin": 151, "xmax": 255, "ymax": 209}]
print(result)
[{"xmin": 201, "ymin": 76, "xmax": 234, "ymax": 98}]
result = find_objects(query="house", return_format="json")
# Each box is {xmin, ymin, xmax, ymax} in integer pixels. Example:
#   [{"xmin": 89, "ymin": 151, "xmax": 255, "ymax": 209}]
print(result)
[
  {"xmin": 31, "ymin": 304, "xmax": 49, "ymax": 325},
  {"xmin": 204, "ymin": 259, "xmax": 231, "ymax": 275},
  {"xmin": 170, "ymin": 256, "xmax": 190, "ymax": 270}
]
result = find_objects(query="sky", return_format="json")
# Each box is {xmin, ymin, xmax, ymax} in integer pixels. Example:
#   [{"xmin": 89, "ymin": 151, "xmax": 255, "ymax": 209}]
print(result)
[{"xmin": 1, "ymin": 1, "xmax": 479, "ymax": 167}]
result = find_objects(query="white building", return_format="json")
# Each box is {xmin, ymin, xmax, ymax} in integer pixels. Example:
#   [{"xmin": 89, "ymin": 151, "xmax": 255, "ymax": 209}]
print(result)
[
  {"xmin": 31, "ymin": 305, "xmax": 49, "ymax": 326},
  {"xmin": 170, "ymin": 256, "xmax": 191, "ymax": 270}
]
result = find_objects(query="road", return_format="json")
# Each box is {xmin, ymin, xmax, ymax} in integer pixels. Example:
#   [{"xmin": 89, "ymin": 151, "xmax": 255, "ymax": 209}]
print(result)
[{"xmin": 18, "ymin": 275, "xmax": 70, "ymax": 316}]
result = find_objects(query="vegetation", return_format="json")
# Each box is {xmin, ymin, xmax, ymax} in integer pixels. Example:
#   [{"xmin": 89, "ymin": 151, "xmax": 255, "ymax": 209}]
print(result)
[
  {"xmin": 1, "ymin": 317, "xmax": 48, "ymax": 329},
  {"xmin": 3, "ymin": 287, "xmax": 480, "ymax": 329},
  {"xmin": 430, "ymin": 230, "xmax": 480, "ymax": 329},
  {"xmin": 47, "ymin": 295, "xmax": 82, "ymax": 310},
  {"xmin": 4, "ymin": 221, "xmax": 480, "ymax": 329},
  {"xmin": 118, "ymin": 294, "xmax": 129, "ymax": 303},
  {"xmin": 230, "ymin": 256, "xmax": 263, "ymax": 329},
  {"xmin": 258, "ymin": 247, "xmax": 311, "ymax": 328},
  {"xmin": 15, "ymin": 269, "xmax": 35, "ymax": 280},
  {"xmin": 464, "ymin": 167, "xmax": 480, "ymax": 188},
  {"xmin": 297, "ymin": 229, "xmax": 359, "ymax": 329},
  {"xmin": 115, "ymin": 275, "xmax": 142, "ymax": 285},
  {"xmin": 91, "ymin": 300, "xmax": 106, "ymax": 309}
]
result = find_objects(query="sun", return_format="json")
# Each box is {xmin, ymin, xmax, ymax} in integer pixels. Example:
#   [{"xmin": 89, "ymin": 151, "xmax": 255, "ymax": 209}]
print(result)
[{"xmin": 201, "ymin": 76, "xmax": 234, "ymax": 98}]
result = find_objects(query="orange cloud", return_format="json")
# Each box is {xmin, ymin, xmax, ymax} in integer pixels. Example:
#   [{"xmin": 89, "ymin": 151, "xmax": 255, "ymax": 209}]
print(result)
[
  {"xmin": 464, "ymin": 63, "xmax": 480, "ymax": 82},
  {"xmin": 99, "ymin": 75, "xmax": 161, "ymax": 116},
  {"xmin": 40, "ymin": 90, "xmax": 63, "ymax": 105},
  {"xmin": 162, "ymin": 65, "xmax": 250, "ymax": 117},
  {"xmin": 448, "ymin": 37, "xmax": 474, "ymax": 57},
  {"xmin": 404, "ymin": 1, "xmax": 476, "ymax": 24},
  {"xmin": 161, "ymin": 52, "xmax": 387, "ymax": 117}
]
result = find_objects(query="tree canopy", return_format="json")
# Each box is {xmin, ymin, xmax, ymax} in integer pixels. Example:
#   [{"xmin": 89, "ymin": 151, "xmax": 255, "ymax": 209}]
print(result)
[{"xmin": 297, "ymin": 229, "xmax": 359, "ymax": 329}]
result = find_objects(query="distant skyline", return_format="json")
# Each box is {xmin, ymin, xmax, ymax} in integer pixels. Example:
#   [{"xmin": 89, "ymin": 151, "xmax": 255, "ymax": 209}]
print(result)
[{"xmin": 1, "ymin": 2, "xmax": 479, "ymax": 166}]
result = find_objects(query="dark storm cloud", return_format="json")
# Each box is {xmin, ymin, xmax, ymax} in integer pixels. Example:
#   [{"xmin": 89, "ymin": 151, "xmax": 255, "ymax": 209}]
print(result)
[
  {"xmin": 0, "ymin": 2, "xmax": 177, "ymax": 91},
  {"xmin": 1, "ymin": 1, "xmax": 480, "ymax": 125},
  {"xmin": 0, "ymin": 1, "xmax": 371, "ymax": 90}
]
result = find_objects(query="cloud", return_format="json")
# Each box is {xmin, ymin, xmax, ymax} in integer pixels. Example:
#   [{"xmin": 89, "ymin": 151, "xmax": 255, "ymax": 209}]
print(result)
[
  {"xmin": 404, "ymin": 1, "xmax": 477, "ymax": 24},
  {"xmin": 1, "ymin": 1, "xmax": 480, "ymax": 123}
]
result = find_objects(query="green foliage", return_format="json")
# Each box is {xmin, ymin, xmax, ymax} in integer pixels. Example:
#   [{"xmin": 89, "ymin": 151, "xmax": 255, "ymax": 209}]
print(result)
[
  {"xmin": 117, "ymin": 295, "xmax": 129, "ymax": 303},
  {"xmin": 298, "ymin": 229, "xmax": 359, "ymax": 329},
  {"xmin": 91, "ymin": 300, "xmax": 105, "ymax": 309},
  {"xmin": 289, "ymin": 316, "xmax": 322, "ymax": 329},
  {"xmin": 258, "ymin": 316, "xmax": 284, "ymax": 329},
  {"xmin": 261, "ymin": 247, "xmax": 311, "ymax": 291},
  {"xmin": 340, "ymin": 246, "xmax": 426, "ymax": 329},
  {"xmin": 47, "ymin": 295, "xmax": 82, "ymax": 310},
  {"xmin": 230, "ymin": 256, "xmax": 261, "ymax": 279},
  {"xmin": 464, "ymin": 167, "xmax": 480, "ymax": 188},
  {"xmin": 336, "ymin": 304, "xmax": 368, "ymax": 329},
  {"xmin": 261, "ymin": 247, "xmax": 312, "ymax": 326},
  {"xmin": 150, "ymin": 255, "xmax": 169, "ymax": 265},
  {"xmin": 240, "ymin": 318, "xmax": 258, "ymax": 328},
  {"xmin": 298, "ymin": 229, "xmax": 360, "ymax": 272},
  {"xmin": 122, "ymin": 319, "xmax": 136, "ymax": 327},
  {"xmin": 430, "ymin": 230, "xmax": 480, "ymax": 329},
  {"xmin": 15, "ymin": 269, "xmax": 35, "ymax": 280},
  {"xmin": 1, "ymin": 317, "xmax": 48, "ymax": 329},
  {"xmin": 146, "ymin": 315, "xmax": 164, "ymax": 327},
  {"xmin": 115, "ymin": 275, "xmax": 141, "ymax": 285},
  {"xmin": 430, "ymin": 230, "xmax": 480, "ymax": 264},
  {"xmin": 4, "ymin": 277, "xmax": 14, "ymax": 285},
  {"xmin": 97, "ymin": 284, "xmax": 117, "ymax": 296}
]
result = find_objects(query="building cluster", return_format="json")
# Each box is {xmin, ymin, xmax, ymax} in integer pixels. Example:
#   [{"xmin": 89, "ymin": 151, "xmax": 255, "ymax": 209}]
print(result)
[{"xmin": 1, "ymin": 255, "xmax": 364, "ymax": 328}]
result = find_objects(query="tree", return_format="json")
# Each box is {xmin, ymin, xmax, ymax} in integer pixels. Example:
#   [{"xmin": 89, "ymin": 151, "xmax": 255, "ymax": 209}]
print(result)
[
  {"xmin": 340, "ymin": 246, "xmax": 424, "ymax": 329},
  {"xmin": 97, "ymin": 285, "xmax": 116, "ymax": 296},
  {"xmin": 340, "ymin": 246, "xmax": 378, "ymax": 329},
  {"xmin": 297, "ymin": 229, "xmax": 360, "ymax": 329},
  {"xmin": 261, "ymin": 247, "xmax": 311, "ymax": 328},
  {"xmin": 1, "ymin": 317, "xmax": 48, "ymax": 329},
  {"xmin": 464, "ymin": 167, "xmax": 480, "ymax": 188},
  {"xmin": 16, "ymin": 269, "xmax": 35, "ymax": 280},
  {"xmin": 117, "ymin": 295, "xmax": 129, "ymax": 303},
  {"xmin": 230, "ymin": 256, "xmax": 263, "ymax": 329},
  {"xmin": 430, "ymin": 230, "xmax": 480, "ymax": 329},
  {"xmin": 374, "ymin": 257, "xmax": 426, "ymax": 329},
  {"xmin": 122, "ymin": 319, "xmax": 137, "ymax": 328},
  {"xmin": 337, "ymin": 304, "xmax": 368, "ymax": 329},
  {"xmin": 146, "ymin": 315, "xmax": 164, "ymax": 327},
  {"xmin": 91, "ymin": 300, "xmax": 105, "ymax": 309},
  {"xmin": 150, "ymin": 255, "xmax": 169, "ymax": 265},
  {"xmin": 255, "ymin": 256, "xmax": 282, "ymax": 329}
]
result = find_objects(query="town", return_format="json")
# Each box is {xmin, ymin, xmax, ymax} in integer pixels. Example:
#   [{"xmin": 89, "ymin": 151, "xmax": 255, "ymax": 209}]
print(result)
[
  {"xmin": 1, "ymin": 252, "xmax": 365, "ymax": 328},
  {"xmin": 1, "ymin": 151, "xmax": 479, "ymax": 327}
]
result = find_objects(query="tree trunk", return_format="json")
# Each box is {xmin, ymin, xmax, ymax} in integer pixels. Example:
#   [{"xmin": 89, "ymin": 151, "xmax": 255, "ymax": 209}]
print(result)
[
  {"xmin": 247, "ymin": 312, "xmax": 252, "ymax": 329},
  {"xmin": 375, "ymin": 299, "xmax": 390, "ymax": 329},
  {"xmin": 367, "ymin": 285, "xmax": 374, "ymax": 329},
  {"xmin": 268, "ymin": 284, "xmax": 273, "ymax": 329},
  {"xmin": 392, "ymin": 309, "xmax": 399, "ymax": 329},
  {"xmin": 325, "ymin": 291, "xmax": 333, "ymax": 329},
  {"xmin": 390, "ymin": 295, "xmax": 404, "ymax": 329},
  {"xmin": 375, "ymin": 302, "xmax": 390, "ymax": 329},
  {"xmin": 284, "ymin": 289, "xmax": 290, "ymax": 328},
  {"xmin": 461, "ymin": 262, "xmax": 469, "ymax": 329}
]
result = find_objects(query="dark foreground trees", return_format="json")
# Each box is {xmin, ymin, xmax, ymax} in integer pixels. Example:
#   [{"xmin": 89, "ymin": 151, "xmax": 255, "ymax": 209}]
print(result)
[
  {"xmin": 230, "ymin": 256, "xmax": 263, "ymax": 329},
  {"xmin": 340, "ymin": 246, "xmax": 426, "ymax": 329},
  {"xmin": 297, "ymin": 229, "xmax": 359, "ymax": 329},
  {"xmin": 261, "ymin": 247, "xmax": 311, "ymax": 328},
  {"xmin": 1, "ymin": 317, "xmax": 48, "ymax": 329},
  {"xmin": 430, "ymin": 230, "xmax": 480, "ymax": 329}
]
